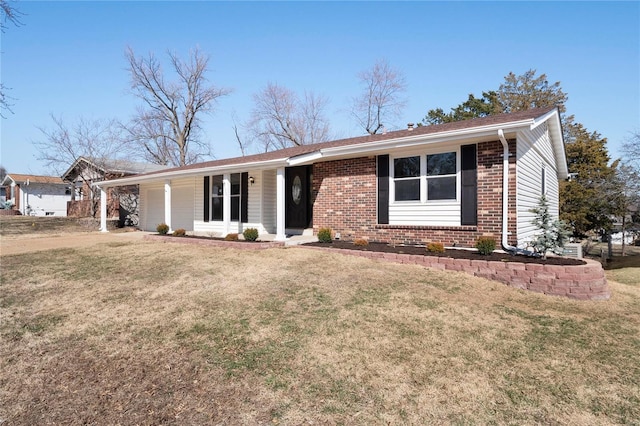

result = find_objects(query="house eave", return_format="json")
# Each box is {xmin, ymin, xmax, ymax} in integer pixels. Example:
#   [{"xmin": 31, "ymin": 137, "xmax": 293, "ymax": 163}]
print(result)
[
  {"xmin": 96, "ymin": 157, "xmax": 289, "ymax": 188},
  {"xmin": 289, "ymin": 119, "xmax": 534, "ymax": 165}
]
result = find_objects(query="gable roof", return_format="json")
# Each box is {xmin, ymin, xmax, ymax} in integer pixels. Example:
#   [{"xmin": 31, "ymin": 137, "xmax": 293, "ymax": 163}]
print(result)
[
  {"xmin": 61, "ymin": 156, "xmax": 170, "ymax": 182},
  {"xmin": 1, "ymin": 173, "xmax": 67, "ymax": 186},
  {"xmin": 97, "ymin": 107, "xmax": 567, "ymax": 187}
]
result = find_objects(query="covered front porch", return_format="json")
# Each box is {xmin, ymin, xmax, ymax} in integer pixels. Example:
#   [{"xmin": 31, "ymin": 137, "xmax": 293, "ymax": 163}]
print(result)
[{"xmin": 96, "ymin": 164, "xmax": 314, "ymax": 242}]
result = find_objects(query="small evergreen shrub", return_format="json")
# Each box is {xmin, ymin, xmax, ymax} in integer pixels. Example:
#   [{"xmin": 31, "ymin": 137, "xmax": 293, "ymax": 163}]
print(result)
[
  {"xmin": 156, "ymin": 223, "xmax": 169, "ymax": 235},
  {"xmin": 529, "ymin": 195, "xmax": 571, "ymax": 259},
  {"xmin": 317, "ymin": 227, "xmax": 333, "ymax": 243},
  {"xmin": 173, "ymin": 228, "xmax": 186, "ymax": 237},
  {"xmin": 426, "ymin": 242, "xmax": 445, "ymax": 253},
  {"xmin": 475, "ymin": 236, "xmax": 496, "ymax": 255},
  {"xmin": 353, "ymin": 238, "xmax": 369, "ymax": 247},
  {"xmin": 243, "ymin": 228, "xmax": 259, "ymax": 242},
  {"xmin": 225, "ymin": 233, "xmax": 239, "ymax": 241}
]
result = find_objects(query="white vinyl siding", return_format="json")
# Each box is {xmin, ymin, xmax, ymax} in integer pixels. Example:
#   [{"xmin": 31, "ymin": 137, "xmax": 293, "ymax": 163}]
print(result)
[
  {"xmin": 19, "ymin": 183, "xmax": 71, "ymax": 216},
  {"xmin": 140, "ymin": 178, "xmax": 195, "ymax": 232},
  {"xmin": 140, "ymin": 183, "xmax": 164, "ymax": 231},
  {"xmin": 261, "ymin": 169, "xmax": 277, "ymax": 234},
  {"xmin": 170, "ymin": 177, "xmax": 195, "ymax": 231},
  {"xmin": 389, "ymin": 202, "xmax": 461, "ymax": 226},
  {"xmin": 516, "ymin": 124, "xmax": 561, "ymax": 248}
]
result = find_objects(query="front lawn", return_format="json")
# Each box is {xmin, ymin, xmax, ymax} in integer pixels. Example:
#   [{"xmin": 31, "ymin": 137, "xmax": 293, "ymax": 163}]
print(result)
[{"xmin": 1, "ymin": 240, "xmax": 638, "ymax": 424}]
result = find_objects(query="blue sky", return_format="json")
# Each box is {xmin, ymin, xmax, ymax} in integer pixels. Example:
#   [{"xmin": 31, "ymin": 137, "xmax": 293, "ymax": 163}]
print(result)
[{"xmin": 1, "ymin": 1, "xmax": 638, "ymax": 175}]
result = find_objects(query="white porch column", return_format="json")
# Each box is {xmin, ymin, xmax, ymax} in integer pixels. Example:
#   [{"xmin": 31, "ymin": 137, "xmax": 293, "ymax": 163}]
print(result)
[
  {"xmin": 164, "ymin": 179, "xmax": 172, "ymax": 233},
  {"xmin": 99, "ymin": 187, "xmax": 108, "ymax": 232},
  {"xmin": 223, "ymin": 173, "xmax": 231, "ymax": 235},
  {"xmin": 275, "ymin": 167, "xmax": 286, "ymax": 241}
]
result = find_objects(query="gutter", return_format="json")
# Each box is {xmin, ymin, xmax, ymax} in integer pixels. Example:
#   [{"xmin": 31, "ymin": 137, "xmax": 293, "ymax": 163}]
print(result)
[{"xmin": 498, "ymin": 129, "xmax": 518, "ymax": 253}]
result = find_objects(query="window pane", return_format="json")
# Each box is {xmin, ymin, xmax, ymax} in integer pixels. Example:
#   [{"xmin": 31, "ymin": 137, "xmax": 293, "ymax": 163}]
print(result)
[
  {"xmin": 427, "ymin": 176, "xmax": 456, "ymax": 200},
  {"xmin": 395, "ymin": 179, "xmax": 420, "ymax": 201},
  {"xmin": 231, "ymin": 196, "xmax": 240, "ymax": 221},
  {"xmin": 230, "ymin": 173, "xmax": 241, "ymax": 195},
  {"xmin": 212, "ymin": 197, "xmax": 223, "ymax": 220},
  {"xmin": 212, "ymin": 175, "xmax": 223, "ymax": 196},
  {"xmin": 394, "ymin": 156, "xmax": 420, "ymax": 178},
  {"xmin": 427, "ymin": 152, "xmax": 456, "ymax": 176}
]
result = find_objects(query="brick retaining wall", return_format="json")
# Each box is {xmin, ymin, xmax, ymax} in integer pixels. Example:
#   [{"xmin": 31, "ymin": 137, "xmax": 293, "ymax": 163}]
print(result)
[{"xmin": 301, "ymin": 246, "xmax": 610, "ymax": 301}]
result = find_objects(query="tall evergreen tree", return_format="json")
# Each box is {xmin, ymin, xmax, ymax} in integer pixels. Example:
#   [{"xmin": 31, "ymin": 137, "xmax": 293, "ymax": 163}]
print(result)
[
  {"xmin": 421, "ymin": 91, "xmax": 501, "ymax": 125},
  {"xmin": 560, "ymin": 122, "xmax": 616, "ymax": 236}
]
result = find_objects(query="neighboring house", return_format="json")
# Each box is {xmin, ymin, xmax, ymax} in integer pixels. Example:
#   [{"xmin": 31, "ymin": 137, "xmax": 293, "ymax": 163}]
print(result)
[
  {"xmin": 61, "ymin": 156, "xmax": 168, "ymax": 225},
  {"xmin": 1, "ymin": 174, "xmax": 72, "ymax": 216},
  {"xmin": 95, "ymin": 107, "xmax": 567, "ymax": 250}
]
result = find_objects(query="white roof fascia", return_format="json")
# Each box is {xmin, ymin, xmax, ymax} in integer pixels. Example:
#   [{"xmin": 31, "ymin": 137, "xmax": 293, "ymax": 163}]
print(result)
[
  {"xmin": 287, "ymin": 151, "xmax": 323, "ymax": 166},
  {"xmin": 96, "ymin": 157, "xmax": 289, "ymax": 188},
  {"xmin": 529, "ymin": 109, "xmax": 568, "ymax": 179}
]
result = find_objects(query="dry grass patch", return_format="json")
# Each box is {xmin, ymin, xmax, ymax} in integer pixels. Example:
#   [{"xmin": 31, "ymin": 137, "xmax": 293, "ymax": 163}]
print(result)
[{"xmin": 1, "ymin": 240, "xmax": 639, "ymax": 424}]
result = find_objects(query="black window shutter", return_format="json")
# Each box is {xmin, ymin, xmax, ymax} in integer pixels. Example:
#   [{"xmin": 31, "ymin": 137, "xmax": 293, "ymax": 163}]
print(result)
[
  {"xmin": 241, "ymin": 172, "xmax": 249, "ymax": 223},
  {"xmin": 460, "ymin": 144, "xmax": 477, "ymax": 226},
  {"xmin": 203, "ymin": 176, "xmax": 210, "ymax": 222},
  {"xmin": 377, "ymin": 155, "xmax": 389, "ymax": 224}
]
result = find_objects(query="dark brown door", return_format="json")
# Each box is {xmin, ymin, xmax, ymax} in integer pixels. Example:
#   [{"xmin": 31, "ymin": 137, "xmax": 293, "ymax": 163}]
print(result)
[{"xmin": 285, "ymin": 166, "xmax": 310, "ymax": 229}]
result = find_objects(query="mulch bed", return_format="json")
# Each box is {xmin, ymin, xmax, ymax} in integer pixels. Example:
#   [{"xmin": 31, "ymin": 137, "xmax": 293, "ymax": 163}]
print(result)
[
  {"xmin": 304, "ymin": 241, "xmax": 586, "ymax": 266},
  {"xmin": 157, "ymin": 234, "xmax": 585, "ymax": 266}
]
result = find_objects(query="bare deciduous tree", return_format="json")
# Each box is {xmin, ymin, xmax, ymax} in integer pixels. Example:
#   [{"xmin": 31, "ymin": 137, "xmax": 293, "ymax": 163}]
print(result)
[
  {"xmin": 247, "ymin": 83, "xmax": 331, "ymax": 152},
  {"xmin": 1, "ymin": 0, "xmax": 22, "ymax": 32},
  {"xmin": 621, "ymin": 131, "xmax": 640, "ymax": 169},
  {"xmin": 125, "ymin": 46, "xmax": 231, "ymax": 166},
  {"xmin": 351, "ymin": 59, "xmax": 407, "ymax": 135},
  {"xmin": 34, "ymin": 115, "xmax": 125, "ymax": 215},
  {"xmin": 1, "ymin": 0, "xmax": 24, "ymax": 118}
]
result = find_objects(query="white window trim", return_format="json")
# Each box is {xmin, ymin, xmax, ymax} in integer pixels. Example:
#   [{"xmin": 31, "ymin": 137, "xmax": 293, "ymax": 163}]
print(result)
[{"xmin": 389, "ymin": 148, "xmax": 461, "ymax": 205}]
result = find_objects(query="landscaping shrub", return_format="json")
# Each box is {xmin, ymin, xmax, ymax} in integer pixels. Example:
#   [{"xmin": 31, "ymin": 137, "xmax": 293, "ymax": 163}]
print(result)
[
  {"xmin": 243, "ymin": 228, "xmax": 259, "ymax": 242},
  {"xmin": 225, "ymin": 233, "xmax": 239, "ymax": 241},
  {"xmin": 476, "ymin": 236, "xmax": 496, "ymax": 255},
  {"xmin": 156, "ymin": 223, "xmax": 169, "ymax": 235},
  {"xmin": 317, "ymin": 227, "xmax": 333, "ymax": 243},
  {"xmin": 529, "ymin": 195, "xmax": 571, "ymax": 259},
  {"xmin": 354, "ymin": 238, "xmax": 369, "ymax": 247},
  {"xmin": 173, "ymin": 228, "xmax": 186, "ymax": 237},
  {"xmin": 426, "ymin": 242, "xmax": 445, "ymax": 253}
]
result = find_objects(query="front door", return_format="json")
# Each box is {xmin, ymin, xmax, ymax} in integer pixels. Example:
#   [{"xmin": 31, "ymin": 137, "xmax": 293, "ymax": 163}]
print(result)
[{"xmin": 285, "ymin": 166, "xmax": 311, "ymax": 229}]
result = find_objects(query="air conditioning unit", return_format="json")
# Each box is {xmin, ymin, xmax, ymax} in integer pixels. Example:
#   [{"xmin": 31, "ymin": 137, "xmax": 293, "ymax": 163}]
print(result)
[{"xmin": 562, "ymin": 243, "xmax": 583, "ymax": 259}]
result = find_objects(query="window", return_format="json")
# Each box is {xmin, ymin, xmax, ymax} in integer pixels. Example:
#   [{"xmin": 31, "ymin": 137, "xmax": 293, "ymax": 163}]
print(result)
[
  {"xmin": 393, "ymin": 156, "xmax": 421, "ymax": 201},
  {"xmin": 230, "ymin": 173, "xmax": 240, "ymax": 221},
  {"xmin": 426, "ymin": 152, "xmax": 456, "ymax": 200},
  {"xmin": 211, "ymin": 175, "xmax": 223, "ymax": 221},
  {"xmin": 541, "ymin": 166, "xmax": 546, "ymax": 195}
]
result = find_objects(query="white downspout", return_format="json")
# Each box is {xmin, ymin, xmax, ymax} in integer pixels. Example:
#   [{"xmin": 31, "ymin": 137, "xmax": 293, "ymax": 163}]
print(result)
[{"xmin": 498, "ymin": 129, "xmax": 517, "ymax": 253}]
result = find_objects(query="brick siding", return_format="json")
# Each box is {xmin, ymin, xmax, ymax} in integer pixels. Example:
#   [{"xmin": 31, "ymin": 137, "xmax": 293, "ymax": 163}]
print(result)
[{"xmin": 311, "ymin": 140, "xmax": 517, "ymax": 248}]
